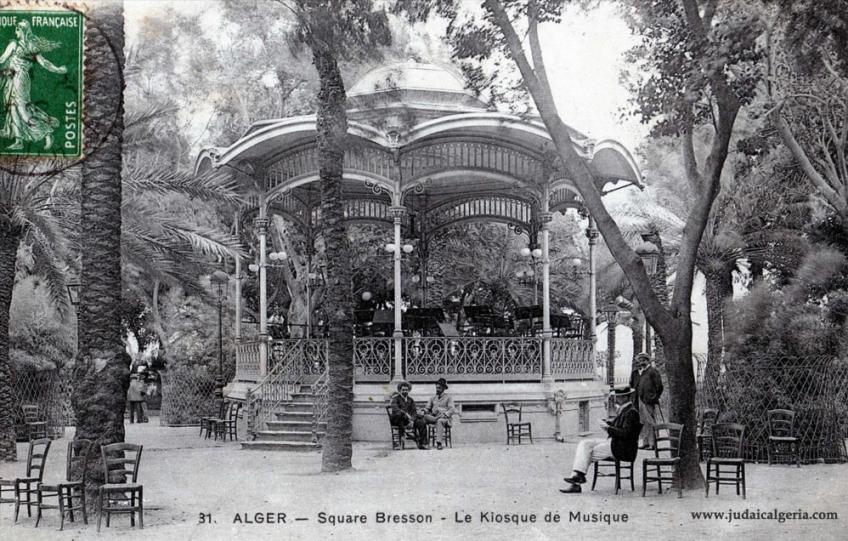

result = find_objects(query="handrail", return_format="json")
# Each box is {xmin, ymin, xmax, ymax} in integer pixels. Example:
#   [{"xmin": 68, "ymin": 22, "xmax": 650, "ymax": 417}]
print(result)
[
  {"xmin": 311, "ymin": 367, "xmax": 330, "ymax": 443},
  {"xmin": 246, "ymin": 354, "xmax": 303, "ymax": 439}
]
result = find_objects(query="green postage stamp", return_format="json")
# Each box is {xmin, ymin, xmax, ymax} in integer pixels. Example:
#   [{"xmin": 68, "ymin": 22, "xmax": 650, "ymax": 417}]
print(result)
[{"xmin": 0, "ymin": 9, "xmax": 83, "ymax": 158}]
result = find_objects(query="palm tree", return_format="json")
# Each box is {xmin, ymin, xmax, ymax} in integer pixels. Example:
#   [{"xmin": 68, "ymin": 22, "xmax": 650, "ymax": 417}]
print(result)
[{"xmin": 0, "ymin": 168, "xmax": 71, "ymax": 461}]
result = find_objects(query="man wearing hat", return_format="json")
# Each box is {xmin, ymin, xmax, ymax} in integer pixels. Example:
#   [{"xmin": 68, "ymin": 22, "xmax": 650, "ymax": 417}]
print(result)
[
  {"xmin": 422, "ymin": 378, "xmax": 455, "ymax": 450},
  {"xmin": 633, "ymin": 352, "xmax": 664, "ymax": 449},
  {"xmin": 559, "ymin": 386, "xmax": 642, "ymax": 493},
  {"xmin": 389, "ymin": 381, "xmax": 428, "ymax": 449}
]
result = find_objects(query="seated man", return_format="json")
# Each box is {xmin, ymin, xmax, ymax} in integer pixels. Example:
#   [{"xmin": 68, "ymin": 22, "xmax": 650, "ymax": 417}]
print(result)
[
  {"xmin": 560, "ymin": 386, "xmax": 642, "ymax": 493},
  {"xmin": 389, "ymin": 380, "xmax": 428, "ymax": 449},
  {"xmin": 422, "ymin": 377, "xmax": 455, "ymax": 450}
]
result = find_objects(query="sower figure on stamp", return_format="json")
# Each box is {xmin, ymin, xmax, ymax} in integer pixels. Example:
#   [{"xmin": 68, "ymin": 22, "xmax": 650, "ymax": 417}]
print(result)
[
  {"xmin": 559, "ymin": 386, "xmax": 641, "ymax": 493},
  {"xmin": 634, "ymin": 353, "xmax": 664, "ymax": 449},
  {"xmin": 389, "ymin": 381, "xmax": 428, "ymax": 450},
  {"xmin": 422, "ymin": 378, "xmax": 455, "ymax": 450}
]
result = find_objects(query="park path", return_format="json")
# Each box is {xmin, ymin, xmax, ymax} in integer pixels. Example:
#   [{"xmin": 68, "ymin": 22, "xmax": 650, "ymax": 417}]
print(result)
[{"xmin": 1, "ymin": 420, "xmax": 846, "ymax": 540}]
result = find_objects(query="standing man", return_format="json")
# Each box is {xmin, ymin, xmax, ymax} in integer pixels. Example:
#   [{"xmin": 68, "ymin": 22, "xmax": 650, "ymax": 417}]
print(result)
[
  {"xmin": 423, "ymin": 378, "xmax": 455, "ymax": 450},
  {"xmin": 634, "ymin": 352, "xmax": 664, "ymax": 449},
  {"xmin": 560, "ymin": 386, "xmax": 641, "ymax": 493},
  {"xmin": 126, "ymin": 374, "xmax": 146, "ymax": 423},
  {"xmin": 389, "ymin": 381, "xmax": 428, "ymax": 450}
]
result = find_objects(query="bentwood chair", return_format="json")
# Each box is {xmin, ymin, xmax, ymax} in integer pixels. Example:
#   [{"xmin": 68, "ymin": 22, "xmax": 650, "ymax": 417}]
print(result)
[
  {"xmin": 642, "ymin": 423, "xmax": 684, "ymax": 498},
  {"xmin": 213, "ymin": 401, "xmax": 243, "ymax": 441},
  {"xmin": 767, "ymin": 409, "xmax": 801, "ymax": 467},
  {"xmin": 200, "ymin": 399, "xmax": 227, "ymax": 439},
  {"xmin": 97, "ymin": 443, "xmax": 144, "ymax": 531},
  {"xmin": 705, "ymin": 423, "xmax": 746, "ymax": 499},
  {"xmin": 0, "ymin": 438, "xmax": 52, "ymax": 522},
  {"xmin": 696, "ymin": 408, "xmax": 719, "ymax": 462},
  {"xmin": 36, "ymin": 439, "xmax": 93, "ymax": 530},
  {"xmin": 385, "ymin": 406, "xmax": 418, "ymax": 450},
  {"xmin": 502, "ymin": 403, "xmax": 533, "ymax": 445}
]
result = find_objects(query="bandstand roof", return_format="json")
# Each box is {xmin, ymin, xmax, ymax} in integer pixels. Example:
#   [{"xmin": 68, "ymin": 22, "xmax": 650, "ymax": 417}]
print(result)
[{"xmin": 196, "ymin": 61, "xmax": 642, "ymax": 236}]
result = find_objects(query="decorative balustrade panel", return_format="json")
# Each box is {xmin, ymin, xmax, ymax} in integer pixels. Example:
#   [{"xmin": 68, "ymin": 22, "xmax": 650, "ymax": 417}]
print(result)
[
  {"xmin": 550, "ymin": 338, "xmax": 595, "ymax": 380},
  {"xmin": 401, "ymin": 141, "xmax": 545, "ymax": 183},
  {"xmin": 236, "ymin": 340, "xmax": 263, "ymax": 380},
  {"xmin": 271, "ymin": 339, "xmax": 327, "ymax": 377},
  {"xmin": 404, "ymin": 337, "xmax": 543, "ymax": 382},
  {"xmin": 353, "ymin": 337, "xmax": 393, "ymax": 382}
]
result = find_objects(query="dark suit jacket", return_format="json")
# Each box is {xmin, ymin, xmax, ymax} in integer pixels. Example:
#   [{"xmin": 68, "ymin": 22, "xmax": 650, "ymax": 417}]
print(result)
[
  {"xmin": 636, "ymin": 366, "xmax": 664, "ymax": 405},
  {"xmin": 605, "ymin": 403, "xmax": 642, "ymax": 462},
  {"xmin": 389, "ymin": 393, "xmax": 417, "ymax": 421}
]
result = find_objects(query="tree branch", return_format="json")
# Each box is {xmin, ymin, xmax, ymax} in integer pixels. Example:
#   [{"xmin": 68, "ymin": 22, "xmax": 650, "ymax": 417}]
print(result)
[
  {"xmin": 682, "ymin": 119, "xmax": 702, "ymax": 193},
  {"xmin": 773, "ymin": 110, "xmax": 848, "ymax": 217},
  {"xmin": 482, "ymin": 0, "xmax": 673, "ymax": 333}
]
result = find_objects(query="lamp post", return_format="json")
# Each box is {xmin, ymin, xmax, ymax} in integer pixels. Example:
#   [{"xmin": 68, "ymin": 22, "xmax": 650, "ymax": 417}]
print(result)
[
  {"xmin": 210, "ymin": 270, "xmax": 229, "ymax": 399},
  {"xmin": 516, "ymin": 246, "xmax": 543, "ymax": 304},
  {"xmin": 601, "ymin": 303, "xmax": 618, "ymax": 415},
  {"xmin": 66, "ymin": 283, "xmax": 80, "ymax": 306}
]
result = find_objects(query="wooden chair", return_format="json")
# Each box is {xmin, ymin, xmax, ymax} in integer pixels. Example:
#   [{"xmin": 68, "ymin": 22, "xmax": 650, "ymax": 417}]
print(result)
[
  {"xmin": 213, "ymin": 401, "xmax": 243, "ymax": 441},
  {"xmin": 767, "ymin": 409, "xmax": 800, "ymax": 467},
  {"xmin": 36, "ymin": 439, "xmax": 93, "ymax": 530},
  {"xmin": 22, "ymin": 404, "xmax": 49, "ymax": 441},
  {"xmin": 385, "ymin": 406, "xmax": 418, "ymax": 450},
  {"xmin": 0, "ymin": 438, "xmax": 51, "ymax": 522},
  {"xmin": 200, "ymin": 399, "xmax": 226, "ymax": 439},
  {"xmin": 427, "ymin": 421, "xmax": 453, "ymax": 448},
  {"xmin": 592, "ymin": 458, "xmax": 635, "ymax": 495},
  {"xmin": 642, "ymin": 423, "xmax": 684, "ymax": 498},
  {"xmin": 705, "ymin": 423, "xmax": 746, "ymax": 499},
  {"xmin": 502, "ymin": 403, "xmax": 532, "ymax": 445},
  {"xmin": 97, "ymin": 443, "xmax": 143, "ymax": 531},
  {"xmin": 696, "ymin": 408, "xmax": 719, "ymax": 462}
]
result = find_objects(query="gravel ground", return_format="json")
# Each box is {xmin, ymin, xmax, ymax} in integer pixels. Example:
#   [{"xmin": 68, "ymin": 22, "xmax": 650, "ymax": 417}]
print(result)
[{"xmin": 1, "ymin": 419, "xmax": 846, "ymax": 541}]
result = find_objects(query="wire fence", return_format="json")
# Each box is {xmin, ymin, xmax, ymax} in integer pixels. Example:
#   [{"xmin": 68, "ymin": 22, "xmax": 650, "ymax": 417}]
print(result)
[
  {"xmin": 9, "ymin": 366, "xmax": 74, "ymax": 440},
  {"xmin": 696, "ymin": 355, "xmax": 848, "ymax": 463},
  {"xmin": 159, "ymin": 365, "xmax": 235, "ymax": 427}
]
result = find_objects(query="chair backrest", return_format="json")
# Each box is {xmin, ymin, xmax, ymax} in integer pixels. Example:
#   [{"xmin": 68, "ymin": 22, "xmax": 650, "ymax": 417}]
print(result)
[
  {"xmin": 227, "ymin": 401, "xmax": 243, "ymax": 421},
  {"xmin": 214, "ymin": 399, "xmax": 227, "ymax": 418},
  {"xmin": 25, "ymin": 438, "xmax": 51, "ymax": 481},
  {"xmin": 711, "ymin": 423, "xmax": 745, "ymax": 459},
  {"xmin": 767, "ymin": 409, "xmax": 795, "ymax": 438},
  {"xmin": 22, "ymin": 404, "xmax": 42, "ymax": 424},
  {"xmin": 699, "ymin": 408, "xmax": 719, "ymax": 433},
  {"xmin": 67, "ymin": 439, "xmax": 94, "ymax": 484},
  {"xmin": 101, "ymin": 442, "xmax": 143, "ymax": 484},
  {"xmin": 653, "ymin": 423, "xmax": 684, "ymax": 459},
  {"xmin": 502, "ymin": 403, "xmax": 522, "ymax": 424}
]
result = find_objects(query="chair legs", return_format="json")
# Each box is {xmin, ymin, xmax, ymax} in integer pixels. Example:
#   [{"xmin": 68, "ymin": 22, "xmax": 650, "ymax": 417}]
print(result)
[
  {"xmin": 592, "ymin": 460, "xmax": 633, "ymax": 494},
  {"xmin": 97, "ymin": 488, "xmax": 143, "ymax": 531}
]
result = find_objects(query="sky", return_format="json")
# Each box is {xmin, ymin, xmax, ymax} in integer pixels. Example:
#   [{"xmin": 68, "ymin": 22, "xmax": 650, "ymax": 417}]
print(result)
[{"xmin": 124, "ymin": 0, "xmax": 647, "ymax": 154}]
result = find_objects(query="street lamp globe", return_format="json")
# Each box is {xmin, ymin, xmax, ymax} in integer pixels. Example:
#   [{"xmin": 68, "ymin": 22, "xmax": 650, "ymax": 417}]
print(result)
[
  {"xmin": 635, "ymin": 241, "xmax": 660, "ymax": 275},
  {"xmin": 531, "ymin": 248, "xmax": 542, "ymax": 258},
  {"xmin": 520, "ymin": 247, "xmax": 531, "ymax": 257},
  {"xmin": 362, "ymin": 291, "xmax": 372, "ymax": 301}
]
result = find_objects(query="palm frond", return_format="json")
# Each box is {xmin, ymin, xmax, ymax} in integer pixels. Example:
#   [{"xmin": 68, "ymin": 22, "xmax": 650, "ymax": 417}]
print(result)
[
  {"xmin": 123, "ymin": 165, "xmax": 244, "ymax": 205},
  {"xmin": 29, "ymin": 229, "xmax": 71, "ymax": 321}
]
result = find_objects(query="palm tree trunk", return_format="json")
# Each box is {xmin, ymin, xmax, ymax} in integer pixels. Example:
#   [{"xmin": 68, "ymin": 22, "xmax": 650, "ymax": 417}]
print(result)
[
  {"xmin": 73, "ymin": 1, "xmax": 129, "ymax": 485},
  {"xmin": 704, "ymin": 268, "xmax": 732, "ymax": 384},
  {"xmin": 0, "ymin": 225, "xmax": 21, "ymax": 461},
  {"xmin": 312, "ymin": 45, "xmax": 354, "ymax": 472}
]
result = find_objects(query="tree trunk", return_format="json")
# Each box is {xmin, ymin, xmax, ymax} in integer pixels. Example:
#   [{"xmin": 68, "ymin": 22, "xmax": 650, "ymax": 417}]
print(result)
[
  {"xmin": 630, "ymin": 318, "xmax": 644, "ymax": 361},
  {"xmin": 664, "ymin": 320, "xmax": 703, "ymax": 488},
  {"xmin": 0, "ymin": 225, "xmax": 20, "ymax": 461},
  {"xmin": 73, "ymin": 0, "xmax": 129, "ymax": 487},
  {"xmin": 312, "ymin": 45, "xmax": 354, "ymax": 472}
]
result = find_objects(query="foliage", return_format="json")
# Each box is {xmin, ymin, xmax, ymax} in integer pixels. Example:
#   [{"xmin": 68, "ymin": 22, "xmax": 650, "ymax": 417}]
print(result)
[{"xmin": 9, "ymin": 278, "xmax": 75, "ymax": 371}]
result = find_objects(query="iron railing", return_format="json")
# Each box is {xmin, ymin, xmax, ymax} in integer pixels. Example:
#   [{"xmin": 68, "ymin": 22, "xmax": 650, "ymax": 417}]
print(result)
[
  {"xmin": 245, "ymin": 354, "xmax": 303, "ymax": 439},
  {"xmin": 311, "ymin": 367, "xmax": 330, "ymax": 443},
  {"xmin": 404, "ymin": 336, "xmax": 543, "ymax": 382},
  {"xmin": 550, "ymin": 338, "xmax": 595, "ymax": 380},
  {"xmin": 236, "ymin": 339, "xmax": 263, "ymax": 380}
]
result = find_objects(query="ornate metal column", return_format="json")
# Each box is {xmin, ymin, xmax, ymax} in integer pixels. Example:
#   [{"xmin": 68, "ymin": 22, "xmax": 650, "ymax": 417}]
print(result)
[
  {"xmin": 255, "ymin": 209, "xmax": 269, "ymax": 377},
  {"xmin": 540, "ymin": 210, "xmax": 553, "ymax": 383},
  {"xmin": 389, "ymin": 205, "xmax": 406, "ymax": 383},
  {"xmin": 234, "ymin": 210, "xmax": 242, "ymax": 342},
  {"xmin": 585, "ymin": 214, "xmax": 598, "ymax": 353}
]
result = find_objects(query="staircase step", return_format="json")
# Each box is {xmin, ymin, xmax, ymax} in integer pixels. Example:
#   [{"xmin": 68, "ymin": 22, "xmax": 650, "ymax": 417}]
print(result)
[
  {"xmin": 290, "ymin": 394, "xmax": 316, "ymax": 404},
  {"xmin": 241, "ymin": 440, "xmax": 321, "ymax": 452},
  {"xmin": 274, "ymin": 411, "xmax": 314, "ymax": 421},
  {"xmin": 281, "ymin": 402, "xmax": 315, "ymax": 412},
  {"xmin": 254, "ymin": 430, "xmax": 322, "ymax": 442},
  {"xmin": 266, "ymin": 420, "xmax": 326, "ymax": 431}
]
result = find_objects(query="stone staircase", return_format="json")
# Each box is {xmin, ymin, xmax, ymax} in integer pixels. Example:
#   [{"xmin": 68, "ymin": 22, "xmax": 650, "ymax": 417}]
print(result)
[{"xmin": 241, "ymin": 384, "xmax": 326, "ymax": 451}]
